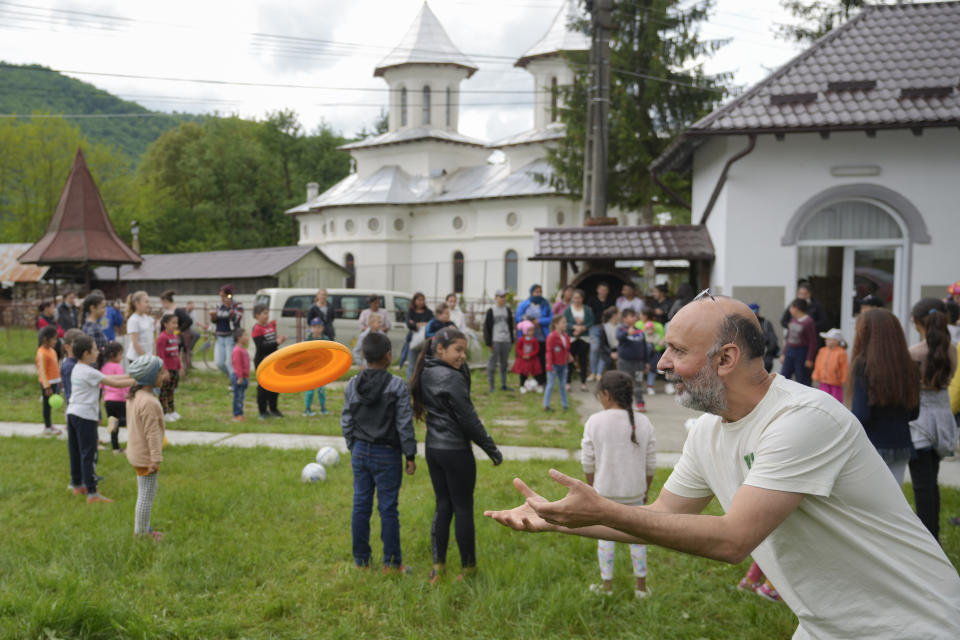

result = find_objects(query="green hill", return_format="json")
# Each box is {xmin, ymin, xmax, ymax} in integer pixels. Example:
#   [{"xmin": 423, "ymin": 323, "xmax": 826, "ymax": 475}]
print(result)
[{"xmin": 0, "ymin": 62, "xmax": 201, "ymax": 160}]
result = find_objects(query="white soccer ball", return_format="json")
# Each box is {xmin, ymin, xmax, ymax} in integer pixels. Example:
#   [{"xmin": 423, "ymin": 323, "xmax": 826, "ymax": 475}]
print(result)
[
  {"xmin": 316, "ymin": 446, "xmax": 340, "ymax": 468},
  {"xmin": 523, "ymin": 378, "xmax": 539, "ymax": 392},
  {"xmin": 301, "ymin": 462, "xmax": 327, "ymax": 483}
]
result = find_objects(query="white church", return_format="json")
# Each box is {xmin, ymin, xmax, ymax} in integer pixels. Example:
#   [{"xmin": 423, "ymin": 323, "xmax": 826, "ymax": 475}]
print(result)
[{"xmin": 287, "ymin": 1, "xmax": 591, "ymax": 303}]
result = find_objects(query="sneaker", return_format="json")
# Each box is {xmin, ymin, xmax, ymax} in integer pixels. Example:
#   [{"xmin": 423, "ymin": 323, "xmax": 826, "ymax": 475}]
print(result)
[
  {"xmin": 500, "ymin": 386, "xmax": 512, "ymax": 392},
  {"xmin": 646, "ymin": 388, "xmax": 655, "ymax": 396},
  {"xmin": 163, "ymin": 413, "xmax": 177, "ymax": 422},
  {"xmin": 354, "ymin": 562, "xmax": 370, "ymax": 570},
  {"xmin": 536, "ymin": 385, "xmax": 544, "ymax": 394},
  {"xmin": 112, "ymin": 448, "xmax": 124, "ymax": 455},
  {"xmin": 635, "ymin": 587, "xmax": 651, "ymax": 600},
  {"xmin": 70, "ymin": 485, "xmax": 88, "ymax": 496},
  {"xmin": 519, "ymin": 386, "xmax": 528, "ymax": 395},
  {"xmin": 270, "ymin": 410, "xmax": 284, "ymax": 418},
  {"xmin": 737, "ymin": 577, "xmax": 761, "ymax": 593},
  {"xmin": 42, "ymin": 426, "xmax": 61, "ymax": 436},
  {"xmin": 319, "ymin": 409, "xmax": 330, "ymax": 415},
  {"xmin": 588, "ymin": 583, "xmax": 613, "ymax": 597},
  {"xmin": 233, "ymin": 415, "xmax": 246, "ymax": 422},
  {"xmin": 302, "ymin": 410, "xmax": 316, "ymax": 417},
  {"xmin": 580, "ymin": 383, "xmax": 588, "ymax": 392},
  {"xmin": 107, "ymin": 416, "xmax": 119, "ymax": 433},
  {"xmin": 383, "ymin": 565, "xmax": 413, "ymax": 575},
  {"xmin": 170, "ymin": 412, "xmax": 181, "ymax": 421},
  {"xmin": 665, "ymin": 383, "xmax": 676, "ymax": 395},
  {"xmin": 544, "ymin": 406, "xmax": 554, "ymax": 412},
  {"xmin": 756, "ymin": 581, "xmax": 781, "ymax": 602},
  {"xmin": 565, "ymin": 384, "xmax": 572, "ymax": 392},
  {"xmin": 258, "ymin": 413, "xmax": 271, "ymax": 420},
  {"xmin": 636, "ymin": 402, "xmax": 647, "ymax": 412},
  {"xmin": 86, "ymin": 493, "xmax": 113, "ymax": 503}
]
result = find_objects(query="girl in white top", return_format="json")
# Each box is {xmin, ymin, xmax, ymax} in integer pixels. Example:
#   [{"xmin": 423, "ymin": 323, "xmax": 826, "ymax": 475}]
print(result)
[
  {"xmin": 125, "ymin": 291, "xmax": 155, "ymax": 363},
  {"xmin": 581, "ymin": 369, "xmax": 657, "ymax": 598}
]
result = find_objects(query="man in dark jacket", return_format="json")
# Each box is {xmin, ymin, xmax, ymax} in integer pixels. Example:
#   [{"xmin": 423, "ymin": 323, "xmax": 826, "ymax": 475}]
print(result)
[
  {"xmin": 340, "ymin": 332, "xmax": 416, "ymax": 572},
  {"xmin": 56, "ymin": 291, "xmax": 80, "ymax": 331},
  {"xmin": 780, "ymin": 282, "xmax": 828, "ymax": 336},
  {"xmin": 750, "ymin": 303, "xmax": 780, "ymax": 372},
  {"xmin": 483, "ymin": 289, "xmax": 514, "ymax": 393}
]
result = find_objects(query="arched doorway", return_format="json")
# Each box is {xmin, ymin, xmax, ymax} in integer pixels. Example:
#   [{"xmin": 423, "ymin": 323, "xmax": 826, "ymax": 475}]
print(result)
[{"xmin": 794, "ymin": 198, "xmax": 909, "ymax": 339}]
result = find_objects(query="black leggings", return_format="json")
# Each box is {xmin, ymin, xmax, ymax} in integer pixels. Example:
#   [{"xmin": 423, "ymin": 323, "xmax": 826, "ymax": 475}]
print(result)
[
  {"xmin": 257, "ymin": 384, "xmax": 279, "ymax": 414},
  {"xmin": 105, "ymin": 400, "xmax": 126, "ymax": 451},
  {"xmin": 570, "ymin": 340, "xmax": 590, "ymax": 384},
  {"xmin": 909, "ymin": 447, "xmax": 941, "ymax": 542},
  {"xmin": 40, "ymin": 382, "xmax": 60, "ymax": 428},
  {"xmin": 426, "ymin": 447, "xmax": 477, "ymax": 567}
]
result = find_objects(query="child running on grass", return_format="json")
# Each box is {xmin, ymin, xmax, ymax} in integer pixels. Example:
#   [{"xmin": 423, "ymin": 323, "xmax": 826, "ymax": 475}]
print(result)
[
  {"xmin": 231, "ymin": 328, "xmax": 250, "ymax": 422},
  {"xmin": 581, "ymin": 370, "xmax": 656, "ymax": 599},
  {"xmin": 66, "ymin": 335, "xmax": 135, "ymax": 502},
  {"xmin": 252, "ymin": 303, "xmax": 287, "ymax": 419},
  {"xmin": 156, "ymin": 313, "xmax": 182, "ymax": 422},
  {"xmin": 36, "ymin": 326, "xmax": 62, "ymax": 435},
  {"xmin": 410, "ymin": 328, "xmax": 503, "ymax": 584},
  {"xmin": 303, "ymin": 317, "xmax": 328, "ymax": 416},
  {"xmin": 101, "ymin": 341, "xmax": 128, "ymax": 454},
  {"xmin": 125, "ymin": 355, "xmax": 168, "ymax": 542},
  {"xmin": 341, "ymin": 332, "xmax": 417, "ymax": 572}
]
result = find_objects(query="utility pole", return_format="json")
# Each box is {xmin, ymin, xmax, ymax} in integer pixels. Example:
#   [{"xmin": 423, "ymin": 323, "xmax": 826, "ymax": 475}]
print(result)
[{"xmin": 582, "ymin": 0, "xmax": 614, "ymax": 222}]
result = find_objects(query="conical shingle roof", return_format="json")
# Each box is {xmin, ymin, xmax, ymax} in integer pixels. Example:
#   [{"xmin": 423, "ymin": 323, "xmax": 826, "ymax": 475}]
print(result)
[
  {"xmin": 18, "ymin": 148, "xmax": 141, "ymax": 266},
  {"xmin": 374, "ymin": 2, "xmax": 477, "ymax": 78},
  {"xmin": 516, "ymin": 0, "xmax": 590, "ymax": 68}
]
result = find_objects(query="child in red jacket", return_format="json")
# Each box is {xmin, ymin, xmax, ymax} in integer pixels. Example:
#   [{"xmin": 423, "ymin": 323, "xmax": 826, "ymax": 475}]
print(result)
[
  {"xmin": 512, "ymin": 320, "xmax": 542, "ymax": 393},
  {"xmin": 231, "ymin": 328, "xmax": 250, "ymax": 421},
  {"xmin": 156, "ymin": 313, "xmax": 182, "ymax": 422},
  {"xmin": 544, "ymin": 315, "xmax": 571, "ymax": 412}
]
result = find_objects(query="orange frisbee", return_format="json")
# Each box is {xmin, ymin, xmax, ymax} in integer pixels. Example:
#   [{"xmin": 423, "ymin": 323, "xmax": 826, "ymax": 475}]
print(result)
[{"xmin": 255, "ymin": 340, "xmax": 352, "ymax": 393}]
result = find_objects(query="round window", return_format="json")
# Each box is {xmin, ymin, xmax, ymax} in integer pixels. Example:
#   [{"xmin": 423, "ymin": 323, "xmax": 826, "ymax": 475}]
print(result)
[
  {"xmin": 556, "ymin": 210, "xmax": 565, "ymax": 226},
  {"xmin": 368, "ymin": 218, "xmax": 380, "ymax": 232},
  {"xmin": 394, "ymin": 218, "xmax": 405, "ymax": 231},
  {"xmin": 506, "ymin": 212, "xmax": 518, "ymax": 227},
  {"xmin": 452, "ymin": 216, "xmax": 464, "ymax": 230},
  {"xmin": 345, "ymin": 219, "xmax": 355, "ymax": 233}
]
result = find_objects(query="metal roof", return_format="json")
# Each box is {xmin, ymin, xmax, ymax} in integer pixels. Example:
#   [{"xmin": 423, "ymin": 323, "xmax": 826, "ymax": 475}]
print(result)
[
  {"xmin": 339, "ymin": 126, "xmax": 487, "ymax": 151},
  {"xmin": 374, "ymin": 2, "xmax": 477, "ymax": 78},
  {"xmin": 516, "ymin": 0, "xmax": 590, "ymax": 68},
  {"xmin": 531, "ymin": 225, "xmax": 715, "ymax": 261},
  {"xmin": 18, "ymin": 148, "xmax": 142, "ymax": 266},
  {"xmin": 0, "ymin": 244, "xmax": 49, "ymax": 284},
  {"xmin": 653, "ymin": 1, "xmax": 960, "ymax": 172},
  {"xmin": 488, "ymin": 123, "xmax": 566, "ymax": 148},
  {"xmin": 91, "ymin": 245, "xmax": 345, "ymax": 282},
  {"xmin": 286, "ymin": 159, "xmax": 560, "ymax": 214}
]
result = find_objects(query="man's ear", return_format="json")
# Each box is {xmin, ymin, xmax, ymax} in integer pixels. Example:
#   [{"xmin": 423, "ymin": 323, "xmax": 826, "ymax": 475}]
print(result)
[{"xmin": 717, "ymin": 343, "xmax": 741, "ymax": 377}]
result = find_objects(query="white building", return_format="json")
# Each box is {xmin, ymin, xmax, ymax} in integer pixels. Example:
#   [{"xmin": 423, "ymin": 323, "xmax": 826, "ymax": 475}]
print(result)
[
  {"xmin": 652, "ymin": 1, "xmax": 960, "ymax": 340},
  {"xmin": 287, "ymin": 1, "xmax": 590, "ymax": 304}
]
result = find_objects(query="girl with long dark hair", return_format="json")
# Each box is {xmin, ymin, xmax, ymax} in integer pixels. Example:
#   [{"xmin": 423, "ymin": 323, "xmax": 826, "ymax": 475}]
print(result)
[
  {"xmin": 848, "ymin": 309, "xmax": 919, "ymax": 484},
  {"xmin": 907, "ymin": 298, "xmax": 957, "ymax": 541},
  {"xmin": 409, "ymin": 328, "xmax": 502, "ymax": 583}
]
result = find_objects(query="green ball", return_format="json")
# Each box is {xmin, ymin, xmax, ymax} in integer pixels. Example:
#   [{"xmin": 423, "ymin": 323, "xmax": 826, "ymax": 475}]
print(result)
[{"xmin": 48, "ymin": 394, "xmax": 63, "ymax": 409}]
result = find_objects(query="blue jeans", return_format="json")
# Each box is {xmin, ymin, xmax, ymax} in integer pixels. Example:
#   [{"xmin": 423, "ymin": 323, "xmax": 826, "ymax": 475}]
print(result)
[
  {"xmin": 544, "ymin": 364, "xmax": 569, "ymax": 409},
  {"xmin": 215, "ymin": 335, "xmax": 235, "ymax": 378},
  {"xmin": 350, "ymin": 440, "xmax": 404, "ymax": 567},
  {"xmin": 407, "ymin": 347, "xmax": 422, "ymax": 379},
  {"xmin": 781, "ymin": 346, "xmax": 811, "ymax": 386},
  {"xmin": 230, "ymin": 374, "xmax": 247, "ymax": 416},
  {"xmin": 588, "ymin": 325, "xmax": 604, "ymax": 376},
  {"xmin": 647, "ymin": 350, "xmax": 663, "ymax": 387}
]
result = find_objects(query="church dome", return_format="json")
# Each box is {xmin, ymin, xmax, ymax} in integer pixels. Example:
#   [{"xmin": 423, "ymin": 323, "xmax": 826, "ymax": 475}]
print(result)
[{"xmin": 374, "ymin": 2, "xmax": 477, "ymax": 78}]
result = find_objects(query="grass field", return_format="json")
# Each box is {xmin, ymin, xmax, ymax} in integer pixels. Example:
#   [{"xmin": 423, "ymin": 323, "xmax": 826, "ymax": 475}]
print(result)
[
  {"xmin": 0, "ymin": 327, "xmax": 37, "ymax": 364},
  {"xmin": 0, "ymin": 366, "xmax": 584, "ymax": 450},
  {"xmin": 0, "ymin": 436, "xmax": 810, "ymax": 640}
]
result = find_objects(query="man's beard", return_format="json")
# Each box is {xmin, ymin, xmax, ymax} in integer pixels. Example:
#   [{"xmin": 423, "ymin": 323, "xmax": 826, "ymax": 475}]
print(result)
[{"xmin": 666, "ymin": 364, "xmax": 727, "ymax": 414}]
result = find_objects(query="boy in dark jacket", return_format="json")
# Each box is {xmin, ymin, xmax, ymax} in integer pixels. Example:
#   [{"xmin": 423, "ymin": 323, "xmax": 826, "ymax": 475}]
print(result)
[
  {"xmin": 483, "ymin": 289, "xmax": 514, "ymax": 393},
  {"xmin": 341, "ymin": 332, "xmax": 417, "ymax": 573},
  {"xmin": 615, "ymin": 308, "xmax": 650, "ymax": 411}
]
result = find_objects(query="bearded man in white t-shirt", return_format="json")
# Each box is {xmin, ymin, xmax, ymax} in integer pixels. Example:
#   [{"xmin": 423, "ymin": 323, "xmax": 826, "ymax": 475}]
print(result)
[{"xmin": 486, "ymin": 294, "xmax": 960, "ymax": 639}]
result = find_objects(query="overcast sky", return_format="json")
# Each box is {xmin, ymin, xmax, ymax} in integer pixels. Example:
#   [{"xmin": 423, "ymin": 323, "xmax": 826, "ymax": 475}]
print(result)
[{"xmin": 0, "ymin": 0, "xmax": 805, "ymax": 142}]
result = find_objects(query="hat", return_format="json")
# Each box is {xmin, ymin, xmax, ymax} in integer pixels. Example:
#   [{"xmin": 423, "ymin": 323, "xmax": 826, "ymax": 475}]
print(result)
[
  {"xmin": 947, "ymin": 281, "xmax": 960, "ymax": 296},
  {"xmin": 494, "ymin": 288, "xmax": 508, "ymax": 297},
  {"xmin": 859, "ymin": 294, "xmax": 884, "ymax": 308},
  {"xmin": 517, "ymin": 320, "xmax": 534, "ymax": 333},
  {"xmin": 819, "ymin": 328, "xmax": 844, "ymax": 342},
  {"xmin": 747, "ymin": 303, "xmax": 760, "ymax": 313},
  {"xmin": 309, "ymin": 316, "xmax": 324, "ymax": 326},
  {"xmin": 128, "ymin": 355, "xmax": 162, "ymax": 386}
]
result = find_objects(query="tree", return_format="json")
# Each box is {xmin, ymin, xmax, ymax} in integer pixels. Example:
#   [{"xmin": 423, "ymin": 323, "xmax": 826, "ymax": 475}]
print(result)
[
  {"xmin": 545, "ymin": 0, "xmax": 729, "ymax": 222},
  {"xmin": 776, "ymin": 1, "xmax": 905, "ymax": 44}
]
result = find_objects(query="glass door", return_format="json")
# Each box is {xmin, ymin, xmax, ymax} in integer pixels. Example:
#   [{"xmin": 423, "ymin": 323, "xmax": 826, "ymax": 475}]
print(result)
[{"xmin": 841, "ymin": 246, "xmax": 899, "ymax": 339}]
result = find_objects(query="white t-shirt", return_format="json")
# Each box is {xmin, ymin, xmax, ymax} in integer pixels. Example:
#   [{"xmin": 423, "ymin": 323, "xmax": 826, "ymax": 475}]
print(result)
[
  {"xmin": 126, "ymin": 312, "xmax": 155, "ymax": 360},
  {"xmin": 66, "ymin": 363, "xmax": 105, "ymax": 422},
  {"xmin": 581, "ymin": 409, "xmax": 656, "ymax": 503},
  {"xmin": 664, "ymin": 374, "xmax": 960, "ymax": 639}
]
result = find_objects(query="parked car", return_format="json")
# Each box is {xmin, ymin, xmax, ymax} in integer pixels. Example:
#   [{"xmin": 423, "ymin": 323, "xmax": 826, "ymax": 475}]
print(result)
[{"xmin": 253, "ymin": 287, "xmax": 412, "ymax": 354}]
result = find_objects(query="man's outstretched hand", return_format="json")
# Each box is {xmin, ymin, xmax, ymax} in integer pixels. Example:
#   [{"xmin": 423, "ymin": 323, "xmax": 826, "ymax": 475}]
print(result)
[{"xmin": 484, "ymin": 469, "xmax": 609, "ymax": 532}]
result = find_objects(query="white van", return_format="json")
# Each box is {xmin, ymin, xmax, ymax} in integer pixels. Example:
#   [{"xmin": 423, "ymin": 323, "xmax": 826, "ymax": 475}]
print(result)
[{"xmin": 253, "ymin": 287, "xmax": 413, "ymax": 353}]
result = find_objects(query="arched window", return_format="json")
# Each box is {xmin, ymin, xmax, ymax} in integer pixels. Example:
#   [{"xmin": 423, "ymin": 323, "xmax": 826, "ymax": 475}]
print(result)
[
  {"xmin": 422, "ymin": 85, "xmax": 431, "ymax": 125},
  {"xmin": 504, "ymin": 250, "xmax": 518, "ymax": 293},
  {"xmin": 446, "ymin": 87, "xmax": 452, "ymax": 127},
  {"xmin": 345, "ymin": 253, "xmax": 356, "ymax": 289},
  {"xmin": 453, "ymin": 251, "xmax": 464, "ymax": 294},
  {"xmin": 400, "ymin": 87, "xmax": 408, "ymax": 127},
  {"xmin": 550, "ymin": 76, "xmax": 558, "ymax": 122}
]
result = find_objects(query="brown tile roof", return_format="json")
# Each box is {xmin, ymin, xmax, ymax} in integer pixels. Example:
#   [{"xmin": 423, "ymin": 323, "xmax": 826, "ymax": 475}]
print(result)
[
  {"xmin": 531, "ymin": 225, "xmax": 714, "ymax": 261},
  {"xmin": 654, "ymin": 1, "xmax": 960, "ymax": 171},
  {"xmin": 18, "ymin": 149, "xmax": 141, "ymax": 266},
  {"xmin": 0, "ymin": 244, "xmax": 48, "ymax": 283}
]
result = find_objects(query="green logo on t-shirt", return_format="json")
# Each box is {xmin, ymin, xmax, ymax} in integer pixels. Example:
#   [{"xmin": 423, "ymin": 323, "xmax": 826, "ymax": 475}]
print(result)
[{"xmin": 744, "ymin": 452, "xmax": 755, "ymax": 469}]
